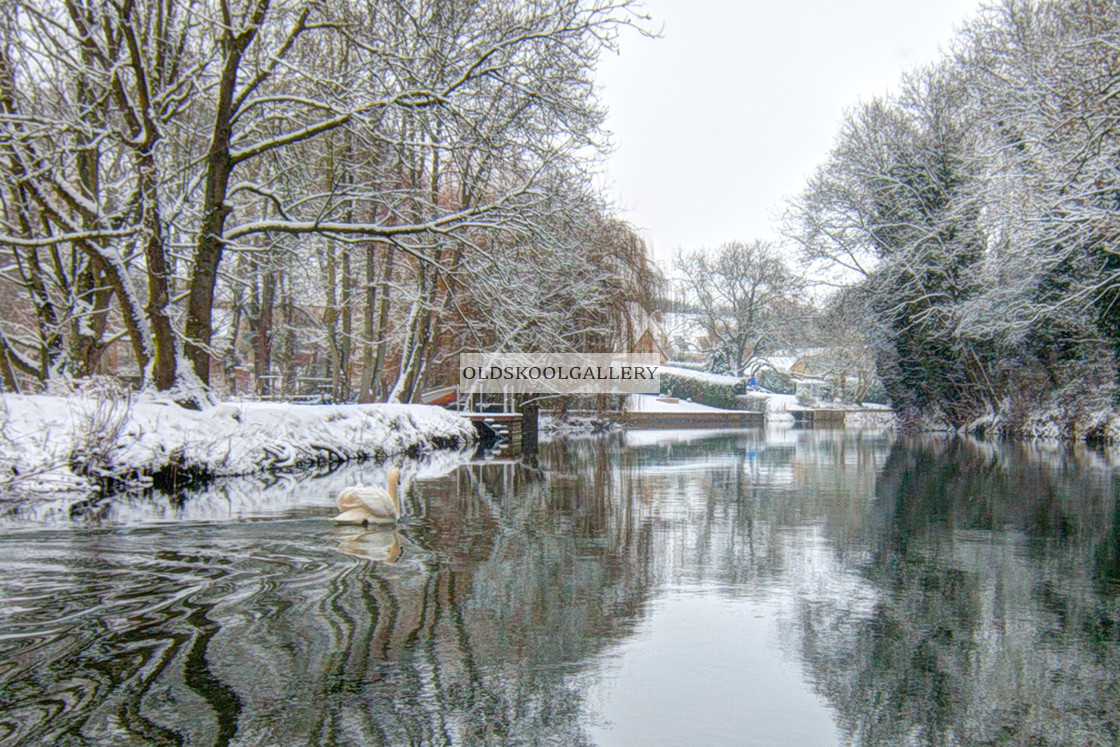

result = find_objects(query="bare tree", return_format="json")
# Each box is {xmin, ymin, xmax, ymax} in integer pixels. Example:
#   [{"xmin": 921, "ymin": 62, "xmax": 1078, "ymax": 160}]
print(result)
[
  {"xmin": 673, "ymin": 240, "xmax": 803, "ymax": 376},
  {"xmin": 0, "ymin": 0, "xmax": 653, "ymax": 407},
  {"xmin": 782, "ymin": 0, "xmax": 1120, "ymax": 430}
]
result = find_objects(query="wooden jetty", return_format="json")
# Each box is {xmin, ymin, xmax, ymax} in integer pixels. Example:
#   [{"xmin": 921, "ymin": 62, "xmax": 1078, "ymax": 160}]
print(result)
[{"xmin": 460, "ymin": 412, "xmax": 523, "ymax": 455}]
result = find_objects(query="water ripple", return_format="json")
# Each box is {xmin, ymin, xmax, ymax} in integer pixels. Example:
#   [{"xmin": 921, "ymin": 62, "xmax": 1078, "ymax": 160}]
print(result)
[{"xmin": 0, "ymin": 435, "xmax": 1117, "ymax": 746}]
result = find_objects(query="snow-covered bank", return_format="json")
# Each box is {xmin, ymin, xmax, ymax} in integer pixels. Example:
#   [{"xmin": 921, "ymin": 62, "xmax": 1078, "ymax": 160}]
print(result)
[
  {"xmin": 959, "ymin": 406, "xmax": 1120, "ymax": 443},
  {"xmin": 3, "ymin": 449, "xmax": 472, "ymax": 529},
  {"xmin": 0, "ymin": 393, "xmax": 476, "ymax": 501},
  {"xmin": 891, "ymin": 391, "xmax": 1120, "ymax": 442}
]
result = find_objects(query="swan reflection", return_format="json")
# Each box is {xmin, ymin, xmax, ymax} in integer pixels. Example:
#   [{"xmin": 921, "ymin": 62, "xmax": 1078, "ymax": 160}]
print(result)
[{"xmin": 332, "ymin": 525, "xmax": 403, "ymax": 563}]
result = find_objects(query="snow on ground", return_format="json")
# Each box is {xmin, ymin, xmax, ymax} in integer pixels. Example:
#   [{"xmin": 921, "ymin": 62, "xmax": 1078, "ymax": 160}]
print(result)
[
  {"xmin": 628, "ymin": 391, "xmax": 896, "ymax": 429},
  {"xmin": 0, "ymin": 393, "xmax": 476, "ymax": 501},
  {"xmin": 739, "ymin": 392, "xmax": 801, "ymax": 424},
  {"xmin": 845, "ymin": 409, "xmax": 898, "ymax": 428},
  {"xmin": 626, "ymin": 393, "xmax": 730, "ymax": 412},
  {"xmin": 757, "ymin": 393, "xmax": 801, "ymax": 412},
  {"xmin": 2, "ymin": 447, "xmax": 472, "ymax": 529},
  {"xmin": 657, "ymin": 365, "xmax": 743, "ymax": 387},
  {"xmin": 965, "ymin": 404, "xmax": 1119, "ymax": 442},
  {"xmin": 629, "ymin": 390, "xmax": 800, "ymax": 421}
]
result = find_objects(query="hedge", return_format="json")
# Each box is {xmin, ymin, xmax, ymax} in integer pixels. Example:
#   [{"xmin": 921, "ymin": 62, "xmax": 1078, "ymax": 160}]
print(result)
[{"xmin": 659, "ymin": 370, "xmax": 744, "ymax": 409}]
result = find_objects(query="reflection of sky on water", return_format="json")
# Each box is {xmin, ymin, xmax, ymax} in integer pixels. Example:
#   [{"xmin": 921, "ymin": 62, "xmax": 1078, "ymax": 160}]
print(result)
[
  {"xmin": 587, "ymin": 592, "xmax": 840, "ymax": 747},
  {"xmin": 0, "ymin": 430, "xmax": 1116, "ymax": 745}
]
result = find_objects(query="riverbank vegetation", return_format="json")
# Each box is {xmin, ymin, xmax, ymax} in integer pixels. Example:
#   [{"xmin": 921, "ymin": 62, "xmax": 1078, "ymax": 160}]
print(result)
[
  {"xmin": 5, "ymin": 0, "xmax": 1116, "ymax": 444},
  {"xmin": 0, "ymin": 0, "xmax": 660, "ymax": 408},
  {"xmin": 780, "ymin": 0, "xmax": 1120, "ymax": 439},
  {"xmin": 661, "ymin": 0, "xmax": 1119, "ymax": 440},
  {"xmin": 0, "ymin": 378, "xmax": 474, "ymax": 501}
]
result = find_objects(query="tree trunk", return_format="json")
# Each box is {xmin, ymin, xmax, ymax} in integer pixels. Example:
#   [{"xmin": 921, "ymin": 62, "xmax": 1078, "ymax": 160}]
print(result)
[
  {"xmin": 371, "ymin": 244, "xmax": 396, "ymax": 401},
  {"xmin": 340, "ymin": 241, "xmax": 353, "ymax": 401},
  {"xmin": 357, "ymin": 242, "xmax": 377, "ymax": 403},
  {"xmin": 223, "ymin": 281, "xmax": 244, "ymax": 393},
  {"xmin": 184, "ymin": 12, "xmax": 261, "ymax": 388},
  {"xmin": 253, "ymin": 262, "xmax": 276, "ymax": 397},
  {"xmin": 388, "ymin": 260, "xmax": 430, "ymax": 404},
  {"xmin": 0, "ymin": 328, "xmax": 19, "ymax": 392},
  {"xmin": 69, "ymin": 15, "xmax": 114, "ymax": 377},
  {"xmin": 324, "ymin": 241, "xmax": 341, "ymax": 400},
  {"xmin": 16, "ymin": 242, "xmax": 64, "ymax": 380},
  {"xmin": 138, "ymin": 155, "xmax": 178, "ymax": 393},
  {"xmin": 70, "ymin": 254, "xmax": 115, "ymax": 377}
]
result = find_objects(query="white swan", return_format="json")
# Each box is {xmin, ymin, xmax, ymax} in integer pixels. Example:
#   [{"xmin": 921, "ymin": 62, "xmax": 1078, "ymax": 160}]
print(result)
[{"xmin": 333, "ymin": 468, "xmax": 401, "ymax": 524}]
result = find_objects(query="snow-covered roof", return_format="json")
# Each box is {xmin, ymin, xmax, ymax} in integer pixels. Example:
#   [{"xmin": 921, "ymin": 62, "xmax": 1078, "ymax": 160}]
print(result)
[
  {"xmin": 753, "ymin": 349, "xmax": 835, "ymax": 377},
  {"xmin": 753, "ymin": 356, "xmax": 798, "ymax": 375}
]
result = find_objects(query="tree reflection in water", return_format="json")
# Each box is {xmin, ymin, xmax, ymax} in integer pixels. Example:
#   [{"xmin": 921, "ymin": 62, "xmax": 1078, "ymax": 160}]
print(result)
[
  {"xmin": 0, "ymin": 431, "xmax": 1116, "ymax": 745},
  {"xmin": 0, "ymin": 436, "xmax": 658, "ymax": 745},
  {"xmin": 790, "ymin": 437, "xmax": 1120, "ymax": 747}
]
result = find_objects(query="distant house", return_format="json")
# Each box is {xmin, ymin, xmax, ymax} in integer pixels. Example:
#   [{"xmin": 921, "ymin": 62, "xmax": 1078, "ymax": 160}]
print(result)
[
  {"xmin": 751, "ymin": 352, "xmax": 833, "ymax": 400},
  {"xmin": 752, "ymin": 348, "xmax": 884, "ymax": 403},
  {"xmin": 788, "ymin": 357, "xmax": 832, "ymax": 399},
  {"xmin": 625, "ymin": 303, "xmax": 668, "ymax": 361},
  {"xmin": 658, "ymin": 310, "xmax": 709, "ymax": 365}
]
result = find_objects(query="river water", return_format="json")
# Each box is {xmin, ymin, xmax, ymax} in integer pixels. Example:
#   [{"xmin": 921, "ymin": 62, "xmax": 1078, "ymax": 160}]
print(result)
[{"xmin": 0, "ymin": 429, "xmax": 1117, "ymax": 745}]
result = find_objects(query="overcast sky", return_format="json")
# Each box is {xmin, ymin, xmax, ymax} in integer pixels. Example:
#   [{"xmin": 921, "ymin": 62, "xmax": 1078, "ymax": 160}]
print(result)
[{"xmin": 596, "ymin": 0, "xmax": 984, "ymax": 263}]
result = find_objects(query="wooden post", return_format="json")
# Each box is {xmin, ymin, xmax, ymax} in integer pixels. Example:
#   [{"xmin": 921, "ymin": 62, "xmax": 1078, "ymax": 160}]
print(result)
[{"xmin": 520, "ymin": 401, "xmax": 539, "ymax": 455}]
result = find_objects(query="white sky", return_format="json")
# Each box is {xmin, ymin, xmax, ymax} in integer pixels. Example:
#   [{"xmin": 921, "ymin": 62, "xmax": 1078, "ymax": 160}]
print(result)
[{"xmin": 596, "ymin": 0, "xmax": 984, "ymax": 263}]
